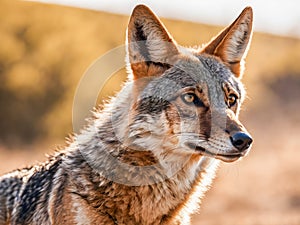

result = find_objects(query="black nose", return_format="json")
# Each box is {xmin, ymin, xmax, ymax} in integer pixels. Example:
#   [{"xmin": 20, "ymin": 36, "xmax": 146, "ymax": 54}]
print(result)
[{"xmin": 230, "ymin": 132, "xmax": 253, "ymax": 151}]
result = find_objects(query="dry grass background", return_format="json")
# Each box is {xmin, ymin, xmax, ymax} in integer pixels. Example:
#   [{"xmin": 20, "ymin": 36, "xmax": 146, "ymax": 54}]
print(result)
[{"xmin": 0, "ymin": 1, "xmax": 300, "ymax": 224}]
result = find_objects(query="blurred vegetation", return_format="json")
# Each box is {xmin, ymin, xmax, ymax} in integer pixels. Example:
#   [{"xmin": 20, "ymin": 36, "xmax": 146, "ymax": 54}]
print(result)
[
  {"xmin": 0, "ymin": 0, "xmax": 128, "ymax": 146},
  {"xmin": 0, "ymin": 0, "xmax": 300, "ymax": 147}
]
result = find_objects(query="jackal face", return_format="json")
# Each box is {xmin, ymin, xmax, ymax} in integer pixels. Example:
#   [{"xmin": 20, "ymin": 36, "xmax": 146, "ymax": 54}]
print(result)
[{"xmin": 124, "ymin": 5, "xmax": 253, "ymax": 163}]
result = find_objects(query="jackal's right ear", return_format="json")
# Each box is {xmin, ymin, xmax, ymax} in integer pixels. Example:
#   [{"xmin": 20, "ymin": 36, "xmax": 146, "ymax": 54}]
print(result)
[{"xmin": 126, "ymin": 5, "xmax": 179, "ymax": 79}]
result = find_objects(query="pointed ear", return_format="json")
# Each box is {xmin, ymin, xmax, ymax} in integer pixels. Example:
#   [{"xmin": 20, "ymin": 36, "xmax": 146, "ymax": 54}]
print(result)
[
  {"xmin": 202, "ymin": 7, "xmax": 253, "ymax": 78},
  {"xmin": 126, "ymin": 4, "xmax": 179, "ymax": 79}
]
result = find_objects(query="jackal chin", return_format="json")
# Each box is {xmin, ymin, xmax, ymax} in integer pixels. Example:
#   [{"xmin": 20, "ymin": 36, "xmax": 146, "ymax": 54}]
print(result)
[{"xmin": 185, "ymin": 141, "xmax": 250, "ymax": 163}]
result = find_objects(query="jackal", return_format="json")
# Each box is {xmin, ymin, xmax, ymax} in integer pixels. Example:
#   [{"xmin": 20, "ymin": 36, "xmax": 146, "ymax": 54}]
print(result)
[{"xmin": 0, "ymin": 5, "xmax": 253, "ymax": 225}]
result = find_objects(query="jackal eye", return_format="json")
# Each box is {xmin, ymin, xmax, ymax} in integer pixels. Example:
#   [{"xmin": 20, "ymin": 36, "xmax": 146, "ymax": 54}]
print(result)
[
  {"xmin": 182, "ymin": 93, "xmax": 194, "ymax": 103},
  {"xmin": 227, "ymin": 94, "xmax": 238, "ymax": 107},
  {"xmin": 181, "ymin": 93, "xmax": 204, "ymax": 107}
]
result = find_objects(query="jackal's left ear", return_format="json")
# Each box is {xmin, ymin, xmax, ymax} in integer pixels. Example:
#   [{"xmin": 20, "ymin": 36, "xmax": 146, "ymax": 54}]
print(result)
[
  {"xmin": 126, "ymin": 4, "xmax": 179, "ymax": 79},
  {"xmin": 203, "ymin": 7, "xmax": 253, "ymax": 78}
]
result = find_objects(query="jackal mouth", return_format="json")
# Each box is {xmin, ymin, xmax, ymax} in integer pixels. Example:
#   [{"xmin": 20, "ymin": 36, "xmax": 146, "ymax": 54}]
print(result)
[{"xmin": 186, "ymin": 142, "xmax": 243, "ymax": 162}]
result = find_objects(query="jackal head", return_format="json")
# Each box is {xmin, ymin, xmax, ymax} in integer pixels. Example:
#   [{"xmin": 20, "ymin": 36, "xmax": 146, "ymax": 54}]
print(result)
[{"xmin": 121, "ymin": 5, "xmax": 253, "ymax": 163}]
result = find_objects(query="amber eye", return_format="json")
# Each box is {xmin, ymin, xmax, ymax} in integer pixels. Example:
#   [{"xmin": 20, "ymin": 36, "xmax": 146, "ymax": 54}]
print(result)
[
  {"xmin": 228, "ymin": 94, "xmax": 238, "ymax": 107},
  {"xmin": 181, "ymin": 93, "xmax": 205, "ymax": 107},
  {"xmin": 182, "ymin": 93, "xmax": 195, "ymax": 104}
]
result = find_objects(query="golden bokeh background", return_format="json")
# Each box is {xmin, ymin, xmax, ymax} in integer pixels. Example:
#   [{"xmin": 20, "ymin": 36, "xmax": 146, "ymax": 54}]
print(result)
[{"xmin": 0, "ymin": 1, "xmax": 300, "ymax": 224}]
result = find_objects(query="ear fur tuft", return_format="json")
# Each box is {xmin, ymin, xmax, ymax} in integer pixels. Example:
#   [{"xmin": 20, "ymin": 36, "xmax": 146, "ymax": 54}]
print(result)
[
  {"xmin": 126, "ymin": 4, "xmax": 178, "ymax": 79},
  {"xmin": 202, "ymin": 7, "xmax": 253, "ymax": 78}
]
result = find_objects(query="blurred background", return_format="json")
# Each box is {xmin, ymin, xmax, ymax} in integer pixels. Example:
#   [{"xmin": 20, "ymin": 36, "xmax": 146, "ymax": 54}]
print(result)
[{"xmin": 0, "ymin": 0, "xmax": 300, "ymax": 224}]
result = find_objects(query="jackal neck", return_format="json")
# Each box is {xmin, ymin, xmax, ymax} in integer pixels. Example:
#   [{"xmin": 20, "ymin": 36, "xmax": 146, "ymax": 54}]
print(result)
[{"xmin": 65, "ymin": 110, "xmax": 219, "ymax": 224}]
